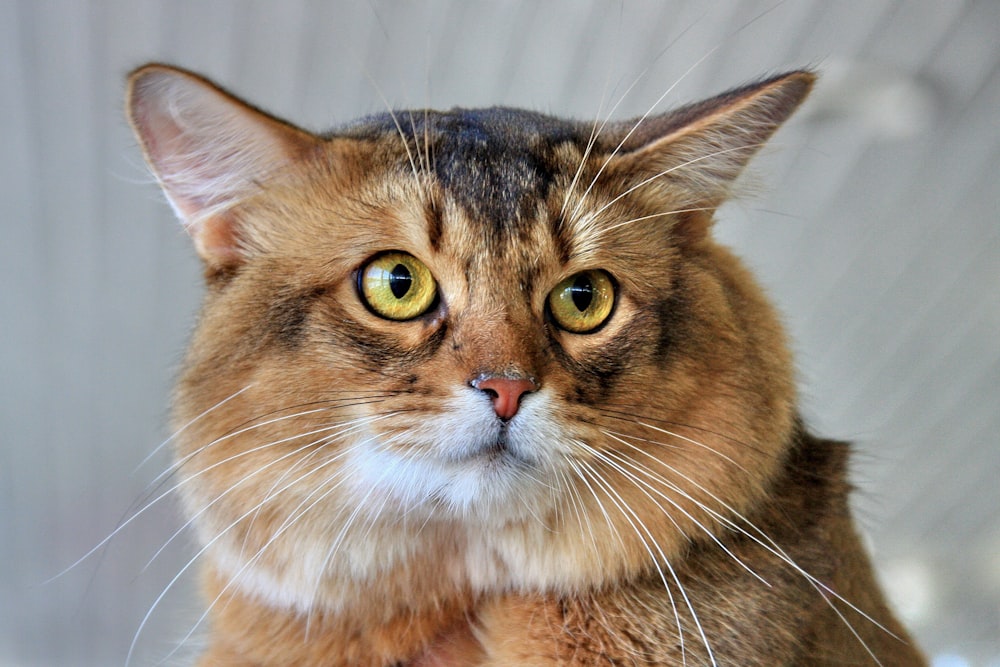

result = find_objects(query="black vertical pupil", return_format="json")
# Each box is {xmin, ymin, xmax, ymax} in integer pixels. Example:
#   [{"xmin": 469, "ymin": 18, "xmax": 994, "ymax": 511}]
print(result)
[
  {"xmin": 388, "ymin": 264, "xmax": 412, "ymax": 298},
  {"xmin": 570, "ymin": 274, "xmax": 594, "ymax": 312}
]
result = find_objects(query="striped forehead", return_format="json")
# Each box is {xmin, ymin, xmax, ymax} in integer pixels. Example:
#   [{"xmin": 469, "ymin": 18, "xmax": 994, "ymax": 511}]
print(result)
[
  {"xmin": 349, "ymin": 107, "xmax": 589, "ymax": 249},
  {"xmin": 430, "ymin": 109, "xmax": 557, "ymax": 238}
]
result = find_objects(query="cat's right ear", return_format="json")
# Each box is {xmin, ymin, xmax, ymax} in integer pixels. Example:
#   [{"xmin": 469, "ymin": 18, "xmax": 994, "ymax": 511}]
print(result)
[{"xmin": 126, "ymin": 64, "xmax": 317, "ymax": 269}]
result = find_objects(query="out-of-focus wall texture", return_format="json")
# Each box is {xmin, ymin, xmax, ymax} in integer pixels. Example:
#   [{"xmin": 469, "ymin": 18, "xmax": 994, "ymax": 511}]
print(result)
[{"xmin": 2, "ymin": 1, "xmax": 997, "ymax": 665}]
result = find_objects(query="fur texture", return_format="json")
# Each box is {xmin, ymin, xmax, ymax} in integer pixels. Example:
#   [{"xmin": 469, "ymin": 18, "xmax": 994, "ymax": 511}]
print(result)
[{"xmin": 127, "ymin": 63, "xmax": 925, "ymax": 666}]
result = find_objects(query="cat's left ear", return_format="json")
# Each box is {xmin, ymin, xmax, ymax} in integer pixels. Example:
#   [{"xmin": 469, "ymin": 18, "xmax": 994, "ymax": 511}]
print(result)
[
  {"xmin": 607, "ymin": 70, "xmax": 815, "ymax": 220},
  {"xmin": 126, "ymin": 64, "xmax": 317, "ymax": 269}
]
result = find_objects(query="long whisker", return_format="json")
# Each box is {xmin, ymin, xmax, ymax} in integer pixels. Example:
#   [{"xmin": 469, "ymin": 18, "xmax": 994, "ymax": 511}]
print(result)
[
  {"xmin": 238, "ymin": 437, "xmax": 330, "ymax": 561},
  {"xmin": 128, "ymin": 407, "xmax": 406, "ymax": 665},
  {"xmin": 151, "ymin": 394, "xmax": 397, "ymax": 490},
  {"xmin": 46, "ymin": 403, "xmax": 379, "ymax": 584},
  {"xmin": 593, "ymin": 0, "xmax": 790, "ymax": 185},
  {"xmin": 234, "ymin": 410, "xmax": 395, "ymax": 561},
  {"xmin": 557, "ymin": 5, "xmax": 623, "ymax": 221},
  {"xmin": 352, "ymin": 54, "xmax": 427, "ymax": 202},
  {"xmin": 177, "ymin": 432, "xmax": 390, "ymax": 651},
  {"xmin": 606, "ymin": 427, "xmax": 900, "ymax": 654},
  {"xmin": 560, "ymin": 13, "xmax": 707, "ymax": 220},
  {"xmin": 406, "ymin": 109, "xmax": 427, "ymax": 176},
  {"xmin": 567, "ymin": 45, "xmax": 722, "ymax": 225},
  {"xmin": 304, "ymin": 431, "xmax": 415, "ymax": 636},
  {"xmin": 574, "ymin": 454, "xmax": 705, "ymax": 667},
  {"xmin": 357, "ymin": 438, "xmax": 423, "ymax": 541},
  {"xmin": 143, "ymin": 433, "xmax": 335, "ymax": 574},
  {"xmin": 53, "ymin": 384, "xmax": 250, "ymax": 588},
  {"xmin": 145, "ymin": 412, "xmax": 398, "ymax": 572},
  {"xmin": 602, "ymin": 423, "xmax": 749, "ymax": 474},
  {"xmin": 564, "ymin": 453, "xmax": 625, "ymax": 553},
  {"xmin": 600, "ymin": 206, "xmax": 716, "ymax": 234},
  {"xmin": 423, "ymin": 35, "xmax": 433, "ymax": 181},
  {"xmin": 150, "ymin": 420, "xmax": 397, "ymax": 666},
  {"xmin": 597, "ymin": 431, "xmax": 770, "ymax": 587},
  {"xmin": 567, "ymin": 0, "xmax": 793, "ymax": 227},
  {"xmin": 510, "ymin": 464, "xmax": 556, "ymax": 530},
  {"xmin": 812, "ymin": 583, "xmax": 888, "ymax": 667},
  {"xmin": 134, "ymin": 394, "xmax": 399, "ymax": 515},
  {"xmin": 126, "ymin": 446, "xmax": 345, "ymax": 667},
  {"xmin": 598, "ymin": 405, "xmax": 766, "ymax": 451},
  {"xmin": 587, "ymin": 142, "xmax": 770, "ymax": 228},
  {"xmin": 133, "ymin": 384, "xmax": 254, "ymax": 473}
]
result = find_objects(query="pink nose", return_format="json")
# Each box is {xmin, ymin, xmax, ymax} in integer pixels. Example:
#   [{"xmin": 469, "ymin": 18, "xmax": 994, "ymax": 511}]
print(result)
[{"xmin": 473, "ymin": 377, "xmax": 538, "ymax": 420}]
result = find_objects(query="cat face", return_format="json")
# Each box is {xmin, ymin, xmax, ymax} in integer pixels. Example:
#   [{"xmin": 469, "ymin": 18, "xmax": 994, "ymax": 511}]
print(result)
[{"xmin": 128, "ymin": 66, "xmax": 810, "ymax": 610}]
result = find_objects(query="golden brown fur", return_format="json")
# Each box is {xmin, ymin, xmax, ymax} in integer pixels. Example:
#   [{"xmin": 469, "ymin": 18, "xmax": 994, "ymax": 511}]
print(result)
[{"xmin": 127, "ymin": 64, "xmax": 925, "ymax": 665}]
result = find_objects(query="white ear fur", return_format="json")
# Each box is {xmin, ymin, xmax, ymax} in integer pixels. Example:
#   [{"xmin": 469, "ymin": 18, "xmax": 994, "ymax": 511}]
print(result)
[{"xmin": 126, "ymin": 64, "xmax": 313, "ymax": 265}]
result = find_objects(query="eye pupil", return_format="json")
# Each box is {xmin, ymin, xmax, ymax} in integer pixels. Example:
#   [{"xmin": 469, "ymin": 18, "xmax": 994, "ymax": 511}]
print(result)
[
  {"xmin": 388, "ymin": 264, "xmax": 412, "ymax": 298},
  {"xmin": 570, "ymin": 275, "xmax": 593, "ymax": 312}
]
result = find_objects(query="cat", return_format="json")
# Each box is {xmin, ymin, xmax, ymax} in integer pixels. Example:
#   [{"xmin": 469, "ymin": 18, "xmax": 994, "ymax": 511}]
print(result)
[{"xmin": 126, "ymin": 62, "xmax": 927, "ymax": 666}]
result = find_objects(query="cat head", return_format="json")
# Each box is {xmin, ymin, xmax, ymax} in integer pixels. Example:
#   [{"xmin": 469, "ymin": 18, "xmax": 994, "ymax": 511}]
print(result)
[{"xmin": 128, "ymin": 65, "xmax": 812, "ymax": 607}]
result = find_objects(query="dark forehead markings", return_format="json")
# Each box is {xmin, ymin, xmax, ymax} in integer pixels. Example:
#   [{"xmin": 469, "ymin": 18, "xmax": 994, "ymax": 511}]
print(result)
[
  {"xmin": 425, "ymin": 198, "xmax": 444, "ymax": 251},
  {"xmin": 434, "ymin": 109, "xmax": 549, "ymax": 241},
  {"xmin": 345, "ymin": 108, "xmax": 585, "ymax": 249},
  {"xmin": 549, "ymin": 214, "xmax": 573, "ymax": 265}
]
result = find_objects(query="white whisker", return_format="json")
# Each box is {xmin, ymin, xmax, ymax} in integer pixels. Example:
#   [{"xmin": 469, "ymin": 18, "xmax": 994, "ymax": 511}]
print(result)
[
  {"xmin": 568, "ymin": 45, "xmax": 722, "ymax": 225},
  {"xmin": 597, "ymin": 432, "xmax": 771, "ymax": 588},
  {"xmin": 46, "ymin": 405, "xmax": 368, "ymax": 584},
  {"xmin": 606, "ymin": 425, "xmax": 900, "ymax": 654},
  {"xmin": 574, "ymin": 454, "xmax": 706, "ymax": 667},
  {"xmin": 565, "ymin": 453, "xmax": 626, "ymax": 553},
  {"xmin": 129, "ymin": 412, "xmax": 401, "ymax": 665},
  {"xmin": 362, "ymin": 72, "xmax": 427, "ymax": 202},
  {"xmin": 152, "ymin": 440, "xmax": 366, "ymax": 666},
  {"xmin": 133, "ymin": 383, "xmax": 254, "ymax": 473},
  {"xmin": 150, "ymin": 397, "xmax": 390, "ymax": 489},
  {"xmin": 560, "ymin": 13, "xmax": 707, "ymax": 220},
  {"xmin": 601, "ymin": 206, "xmax": 715, "ymax": 233},
  {"xmin": 144, "ymin": 413, "xmax": 387, "ymax": 573},
  {"xmin": 587, "ymin": 141, "xmax": 769, "ymax": 225},
  {"xmin": 303, "ymin": 431, "xmax": 417, "ymax": 636},
  {"xmin": 604, "ymin": 420, "xmax": 749, "ymax": 473}
]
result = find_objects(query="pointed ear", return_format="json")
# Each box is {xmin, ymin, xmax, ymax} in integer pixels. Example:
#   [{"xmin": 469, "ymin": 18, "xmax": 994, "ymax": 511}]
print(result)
[
  {"xmin": 126, "ymin": 63, "xmax": 317, "ymax": 268},
  {"xmin": 606, "ymin": 70, "xmax": 815, "ymax": 214}
]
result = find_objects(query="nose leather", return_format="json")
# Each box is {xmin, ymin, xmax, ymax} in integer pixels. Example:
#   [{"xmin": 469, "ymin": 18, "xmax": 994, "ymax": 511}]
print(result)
[{"xmin": 472, "ymin": 377, "xmax": 537, "ymax": 420}]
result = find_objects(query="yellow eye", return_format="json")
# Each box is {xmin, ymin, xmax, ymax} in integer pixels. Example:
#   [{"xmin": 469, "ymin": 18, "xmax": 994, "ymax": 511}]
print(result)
[
  {"xmin": 548, "ymin": 270, "xmax": 615, "ymax": 333},
  {"xmin": 359, "ymin": 252, "xmax": 438, "ymax": 321}
]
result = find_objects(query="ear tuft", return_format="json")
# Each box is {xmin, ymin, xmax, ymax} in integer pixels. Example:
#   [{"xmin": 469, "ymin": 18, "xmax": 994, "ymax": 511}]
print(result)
[{"xmin": 126, "ymin": 63, "xmax": 315, "ymax": 267}]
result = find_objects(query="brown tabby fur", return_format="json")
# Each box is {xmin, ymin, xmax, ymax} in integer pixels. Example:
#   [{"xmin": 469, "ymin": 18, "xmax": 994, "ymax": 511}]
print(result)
[{"xmin": 126, "ymin": 63, "xmax": 925, "ymax": 665}]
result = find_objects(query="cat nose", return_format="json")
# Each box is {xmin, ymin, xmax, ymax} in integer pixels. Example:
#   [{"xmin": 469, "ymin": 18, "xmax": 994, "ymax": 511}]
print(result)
[{"xmin": 471, "ymin": 376, "xmax": 538, "ymax": 421}]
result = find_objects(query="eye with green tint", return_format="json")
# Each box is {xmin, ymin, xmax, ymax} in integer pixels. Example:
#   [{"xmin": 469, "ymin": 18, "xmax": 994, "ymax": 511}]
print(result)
[
  {"xmin": 359, "ymin": 252, "xmax": 438, "ymax": 321},
  {"xmin": 547, "ymin": 270, "xmax": 615, "ymax": 333}
]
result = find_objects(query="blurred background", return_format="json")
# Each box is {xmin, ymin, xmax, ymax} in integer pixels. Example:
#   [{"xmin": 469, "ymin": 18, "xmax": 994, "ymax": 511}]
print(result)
[{"xmin": 2, "ymin": 0, "xmax": 998, "ymax": 665}]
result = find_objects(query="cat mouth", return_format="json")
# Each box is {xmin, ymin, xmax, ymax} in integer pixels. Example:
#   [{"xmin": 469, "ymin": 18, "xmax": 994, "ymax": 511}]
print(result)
[
  {"xmin": 481, "ymin": 431, "xmax": 511, "ymax": 459},
  {"xmin": 467, "ymin": 434, "xmax": 510, "ymax": 462},
  {"xmin": 452, "ymin": 426, "xmax": 525, "ymax": 466}
]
